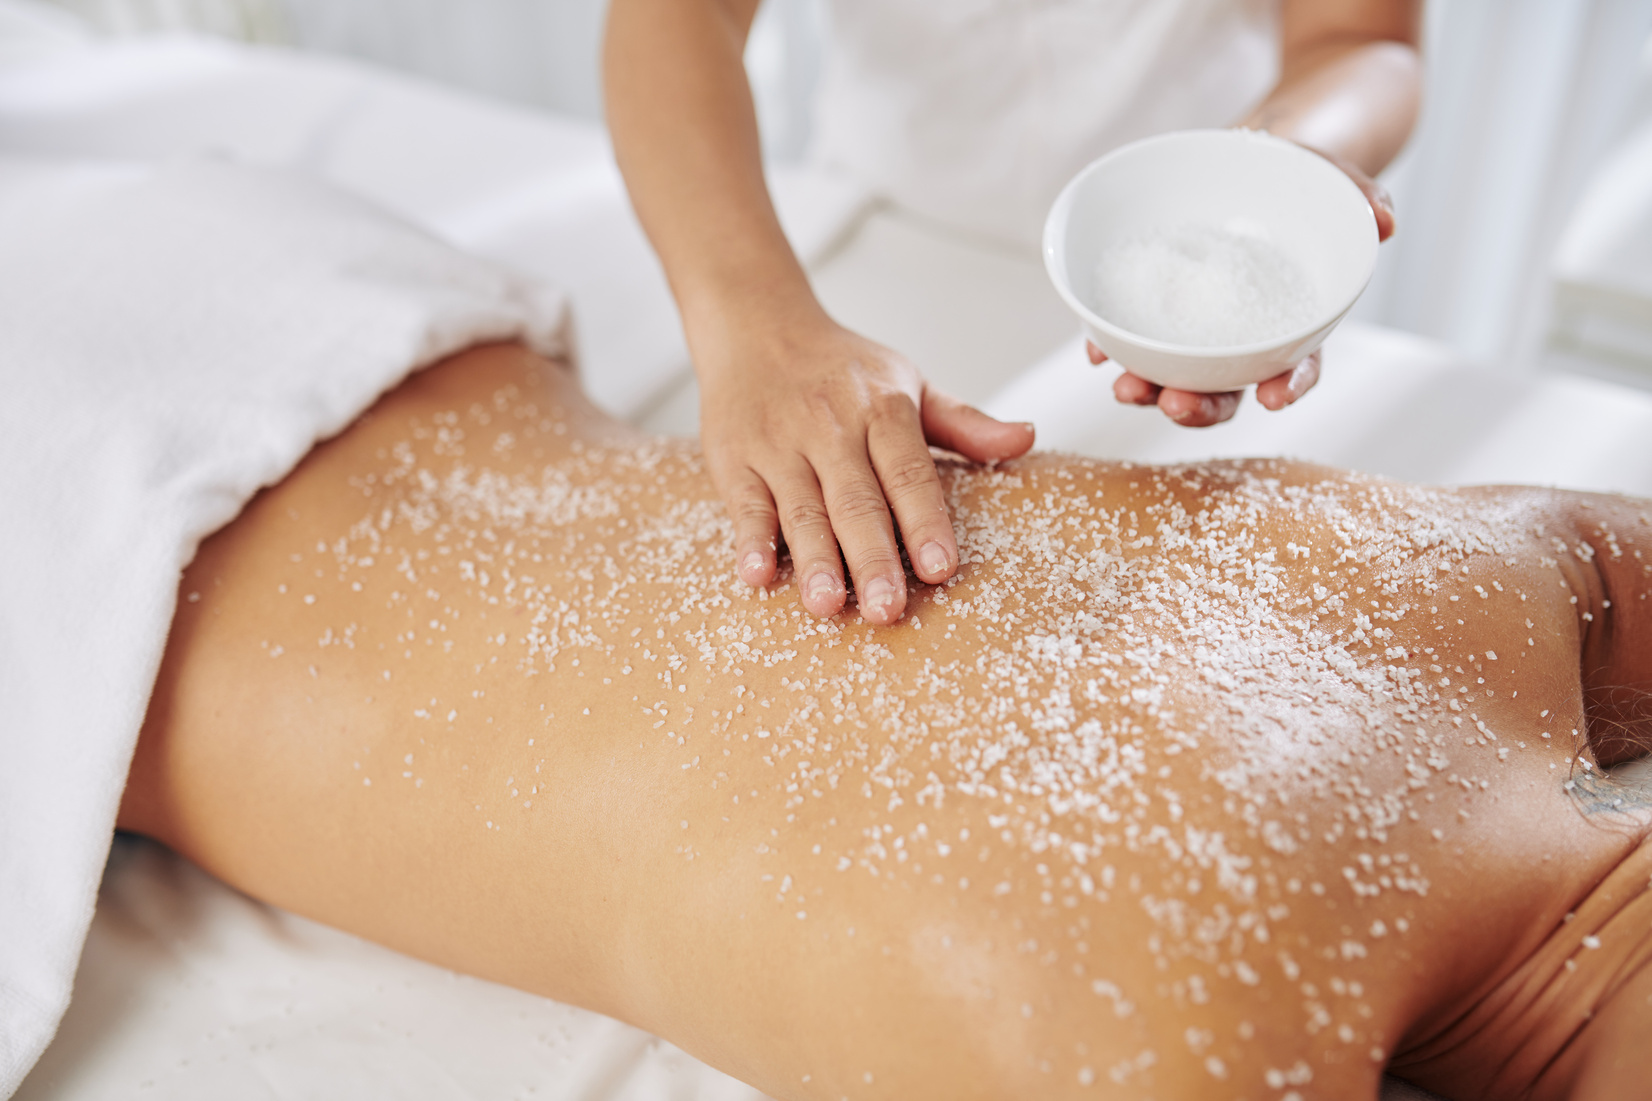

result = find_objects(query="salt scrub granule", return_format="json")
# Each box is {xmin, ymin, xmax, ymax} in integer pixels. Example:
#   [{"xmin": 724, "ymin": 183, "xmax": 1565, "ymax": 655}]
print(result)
[
  {"xmin": 325, "ymin": 392, "xmax": 1559, "ymax": 1082},
  {"xmin": 1092, "ymin": 223, "xmax": 1319, "ymax": 347}
]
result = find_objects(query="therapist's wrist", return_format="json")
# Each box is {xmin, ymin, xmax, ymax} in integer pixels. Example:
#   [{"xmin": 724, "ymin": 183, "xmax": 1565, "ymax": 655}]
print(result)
[
  {"xmin": 670, "ymin": 219, "xmax": 817, "ymax": 313},
  {"xmin": 680, "ymin": 276, "xmax": 834, "ymax": 378}
]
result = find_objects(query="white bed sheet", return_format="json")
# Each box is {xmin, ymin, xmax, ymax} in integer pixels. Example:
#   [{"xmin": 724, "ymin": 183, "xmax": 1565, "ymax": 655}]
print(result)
[
  {"xmin": 18, "ymin": 839, "xmax": 765, "ymax": 1101},
  {"xmin": 6, "ymin": 17, "xmax": 1639, "ymax": 1101}
]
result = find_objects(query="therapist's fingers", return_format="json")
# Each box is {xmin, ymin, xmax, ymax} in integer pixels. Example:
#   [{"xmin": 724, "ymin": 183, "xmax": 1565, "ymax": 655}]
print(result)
[
  {"xmin": 1156, "ymin": 388, "xmax": 1243, "ymax": 427},
  {"xmin": 723, "ymin": 466, "xmax": 782, "ymax": 587},
  {"xmin": 1372, "ymin": 188, "xmax": 1397, "ymax": 242},
  {"xmin": 1114, "ymin": 372, "xmax": 1162, "ymax": 407},
  {"xmin": 768, "ymin": 462, "xmax": 848, "ymax": 619},
  {"xmin": 1255, "ymin": 351, "xmax": 1322, "ymax": 412},
  {"xmin": 816, "ymin": 446, "xmax": 907, "ymax": 625},
  {"xmin": 920, "ymin": 389, "xmax": 1036, "ymax": 464},
  {"xmin": 1294, "ymin": 143, "xmax": 1397, "ymax": 243},
  {"xmin": 1116, "ymin": 372, "xmax": 1242, "ymax": 424},
  {"xmin": 868, "ymin": 394, "xmax": 957, "ymax": 587},
  {"xmin": 1086, "ymin": 341, "xmax": 1110, "ymax": 365},
  {"xmin": 1349, "ymin": 169, "xmax": 1397, "ymax": 243}
]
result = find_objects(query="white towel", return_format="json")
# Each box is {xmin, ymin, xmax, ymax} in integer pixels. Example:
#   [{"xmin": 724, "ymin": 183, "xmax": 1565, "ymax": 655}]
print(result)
[{"xmin": 0, "ymin": 154, "xmax": 569, "ymax": 1096}]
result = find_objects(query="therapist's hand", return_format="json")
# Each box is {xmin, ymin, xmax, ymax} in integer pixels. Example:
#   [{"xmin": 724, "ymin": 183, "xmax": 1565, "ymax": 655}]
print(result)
[
  {"xmin": 1095, "ymin": 148, "xmax": 1392, "ymax": 427},
  {"xmin": 1094, "ymin": 344, "xmax": 1322, "ymax": 426},
  {"xmin": 699, "ymin": 314, "xmax": 1035, "ymax": 624},
  {"xmin": 1326, "ymin": 152, "xmax": 1398, "ymax": 244}
]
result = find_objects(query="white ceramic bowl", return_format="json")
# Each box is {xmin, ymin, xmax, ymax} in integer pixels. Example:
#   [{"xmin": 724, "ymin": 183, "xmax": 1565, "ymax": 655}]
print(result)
[{"xmin": 1043, "ymin": 129, "xmax": 1379, "ymax": 393}]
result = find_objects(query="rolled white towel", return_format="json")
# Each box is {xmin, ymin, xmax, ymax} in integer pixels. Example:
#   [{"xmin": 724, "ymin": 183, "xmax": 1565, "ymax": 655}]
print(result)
[{"xmin": 0, "ymin": 154, "xmax": 568, "ymax": 1096}]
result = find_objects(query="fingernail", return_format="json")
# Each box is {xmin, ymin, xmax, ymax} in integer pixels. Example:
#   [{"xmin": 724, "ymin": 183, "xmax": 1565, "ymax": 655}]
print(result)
[
  {"xmin": 805, "ymin": 573, "xmax": 839, "ymax": 605},
  {"xmin": 918, "ymin": 541, "xmax": 950, "ymax": 578},
  {"xmin": 1287, "ymin": 363, "xmax": 1312, "ymax": 400},
  {"xmin": 862, "ymin": 577, "xmax": 899, "ymax": 612},
  {"xmin": 740, "ymin": 551, "xmax": 766, "ymax": 577}
]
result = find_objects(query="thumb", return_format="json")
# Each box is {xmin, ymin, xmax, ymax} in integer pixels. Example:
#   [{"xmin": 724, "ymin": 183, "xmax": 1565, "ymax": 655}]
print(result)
[
  {"xmin": 1333, "ymin": 159, "xmax": 1396, "ymax": 242},
  {"xmin": 1365, "ymin": 178, "xmax": 1397, "ymax": 243},
  {"xmin": 1344, "ymin": 165, "xmax": 1397, "ymax": 242},
  {"xmin": 1287, "ymin": 139, "xmax": 1397, "ymax": 243},
  {"xmin": 921, "ymin": 389, "xmax": 1035, "ymax": 463}
]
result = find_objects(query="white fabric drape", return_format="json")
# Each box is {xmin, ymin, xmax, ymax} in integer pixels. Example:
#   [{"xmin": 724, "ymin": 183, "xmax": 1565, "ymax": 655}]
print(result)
[
  {"xmin": 1548, "ymin": 35, "xmax": 1652, "ymax": 375},
  {"xmin": 1351, "ymin": 0, "xmax": 1652, "ymax": 369},
  {"xmin": 0, "ymin": 154, "xmax": 569, "ymax": 1097}
]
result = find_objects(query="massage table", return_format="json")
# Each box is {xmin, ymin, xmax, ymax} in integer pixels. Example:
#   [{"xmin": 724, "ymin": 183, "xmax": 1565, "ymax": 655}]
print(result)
[{"xmin": 4, "ymin": 15, "xmax": 1640, "ymax": 1101}]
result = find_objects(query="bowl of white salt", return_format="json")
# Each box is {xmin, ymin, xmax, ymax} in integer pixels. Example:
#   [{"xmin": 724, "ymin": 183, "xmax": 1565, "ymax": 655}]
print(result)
[{"xmin": 1043, "ymin": 129, "xmax": 1379, "ymax": 393}]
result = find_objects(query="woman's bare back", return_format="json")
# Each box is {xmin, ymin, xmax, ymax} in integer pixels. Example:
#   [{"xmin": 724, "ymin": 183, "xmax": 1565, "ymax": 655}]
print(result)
[{"xmin": 122, "ymin": 344, "xmax": 1652, "ymax": 1101}]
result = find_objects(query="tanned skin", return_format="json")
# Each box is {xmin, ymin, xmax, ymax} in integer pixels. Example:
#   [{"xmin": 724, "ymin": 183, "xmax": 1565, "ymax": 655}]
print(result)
[{"xmin": 121, "ymin": 344, "xmax": 1649, "ymax": 1101}]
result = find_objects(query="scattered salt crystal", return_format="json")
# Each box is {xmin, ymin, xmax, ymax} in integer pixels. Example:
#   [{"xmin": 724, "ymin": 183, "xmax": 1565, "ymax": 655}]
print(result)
[{"xmin": 309, "ymin": 400, "xmax": 1565, "ymax": 1064}]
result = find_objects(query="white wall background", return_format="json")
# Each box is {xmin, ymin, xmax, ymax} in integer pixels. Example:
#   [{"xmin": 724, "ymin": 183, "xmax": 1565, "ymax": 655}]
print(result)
[
  {"xmin": 278, "ymin": 0, "xmax": 610, "ymax": 121},
  {"xmin": 45, "ymin": 0, "xmax": 823, "ymax": 146},
  {"xmin": 41, "ymin": 0, "xmax": 1652, "ymax": 377},
  {"xmin": 48, "ymin": 0, "xmax": 286, "ymax": 40}
]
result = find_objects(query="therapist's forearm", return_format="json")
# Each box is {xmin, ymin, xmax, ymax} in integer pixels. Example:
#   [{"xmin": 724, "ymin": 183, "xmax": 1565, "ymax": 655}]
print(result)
[
  {"xmin": 603, "ymin": 0, "xmax": 822, "ymax": 352},
  {"xmin": 1243, "ymin": 38, "xmax": 1422, "ymax": 177}
]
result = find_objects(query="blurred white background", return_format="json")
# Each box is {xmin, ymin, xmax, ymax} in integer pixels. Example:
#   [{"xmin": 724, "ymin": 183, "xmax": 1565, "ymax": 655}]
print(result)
[{"xmin": 40, "ymin": 0, "xmax": 1652, "ymax": 381}]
